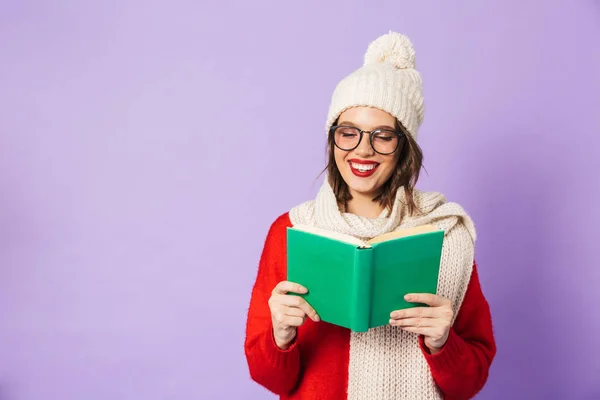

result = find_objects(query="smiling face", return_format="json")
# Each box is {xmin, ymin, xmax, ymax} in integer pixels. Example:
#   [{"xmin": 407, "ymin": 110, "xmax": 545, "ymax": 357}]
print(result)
[{"xmin": 333, "ymin": 107, "xmax": 402, "ymax": 200}]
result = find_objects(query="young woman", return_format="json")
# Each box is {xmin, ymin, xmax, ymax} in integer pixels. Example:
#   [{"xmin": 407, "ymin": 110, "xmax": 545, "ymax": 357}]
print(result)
[{"xmin": 244, "ymin": 31, "xmax": 496, "ymax": 400}]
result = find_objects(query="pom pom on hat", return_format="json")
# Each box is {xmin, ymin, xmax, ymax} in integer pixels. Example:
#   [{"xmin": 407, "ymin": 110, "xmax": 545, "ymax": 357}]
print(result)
[{"xmin": 363, "ymin": 31, "xmax": 416, "ymax": 70}]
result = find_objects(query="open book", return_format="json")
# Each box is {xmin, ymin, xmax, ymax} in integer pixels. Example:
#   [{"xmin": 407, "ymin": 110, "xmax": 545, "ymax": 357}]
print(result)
[{"xmin": 286, "ymin": 224, "xmax": 444, "ymax": 332}]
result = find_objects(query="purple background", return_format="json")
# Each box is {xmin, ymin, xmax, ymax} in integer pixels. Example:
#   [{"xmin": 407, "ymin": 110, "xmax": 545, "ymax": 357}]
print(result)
[{"xmin": 1, "ymin": 1, "xmax": 599, "ymax": 399}]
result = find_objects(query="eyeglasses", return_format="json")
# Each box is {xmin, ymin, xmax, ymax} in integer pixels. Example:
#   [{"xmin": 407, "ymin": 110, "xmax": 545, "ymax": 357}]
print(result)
[{"xmin": 330, "ymin": 125, "xmax": 404, "ymax": 155}]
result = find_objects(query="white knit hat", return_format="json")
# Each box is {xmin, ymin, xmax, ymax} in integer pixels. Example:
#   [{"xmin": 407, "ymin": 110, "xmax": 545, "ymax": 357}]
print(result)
[{"xmin": 325, "ymin": 31, "xmax": 425, "ymax": 140}]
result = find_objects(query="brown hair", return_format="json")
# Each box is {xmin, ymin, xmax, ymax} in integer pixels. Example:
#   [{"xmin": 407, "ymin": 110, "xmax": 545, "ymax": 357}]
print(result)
[{"xmin": 322, "ymin": 119, "xmax": 424, "ymax": 217}]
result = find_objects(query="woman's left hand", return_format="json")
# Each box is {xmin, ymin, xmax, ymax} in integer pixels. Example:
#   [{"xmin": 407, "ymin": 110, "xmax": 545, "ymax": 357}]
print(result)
[{"xmin": 389, "ymin": 293, "xmax": 454, "ymax": 354}]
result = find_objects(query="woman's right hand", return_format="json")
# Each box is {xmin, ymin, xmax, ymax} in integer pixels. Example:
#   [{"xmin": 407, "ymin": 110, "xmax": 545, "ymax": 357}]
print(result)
[{"xmin": 269, "ymin": 281, "xmax": 320, "ymax": 349}]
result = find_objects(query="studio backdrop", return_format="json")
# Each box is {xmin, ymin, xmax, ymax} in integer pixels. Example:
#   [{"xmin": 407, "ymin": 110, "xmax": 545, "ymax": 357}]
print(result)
[{"xmin": 0, "ymin": 1, "xmax": 598, "ymax": 399}]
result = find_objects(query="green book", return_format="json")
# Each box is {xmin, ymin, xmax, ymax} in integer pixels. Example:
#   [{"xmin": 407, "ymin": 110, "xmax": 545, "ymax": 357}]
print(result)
[{"xmin": 286, "ymin": 224, "xmax": 444, "ymax": 332}]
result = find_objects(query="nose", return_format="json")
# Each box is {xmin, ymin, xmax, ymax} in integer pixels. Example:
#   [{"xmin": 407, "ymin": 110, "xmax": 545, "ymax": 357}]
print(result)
[{"xmin": 354, "ymin": 133, "xmax": 375, "ymax": 157}]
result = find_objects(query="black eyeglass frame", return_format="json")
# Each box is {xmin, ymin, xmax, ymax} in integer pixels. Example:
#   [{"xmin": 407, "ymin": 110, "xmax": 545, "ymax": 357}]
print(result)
[{"xmin": 329, "ymin": 125, "xmax": 405, "ymax": 155}]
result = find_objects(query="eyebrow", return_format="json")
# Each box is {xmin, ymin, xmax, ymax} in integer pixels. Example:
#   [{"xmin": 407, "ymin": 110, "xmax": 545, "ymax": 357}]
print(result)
[{"xmin": 338, "ymin": 121, "xmax": 396, "ymax": 131}]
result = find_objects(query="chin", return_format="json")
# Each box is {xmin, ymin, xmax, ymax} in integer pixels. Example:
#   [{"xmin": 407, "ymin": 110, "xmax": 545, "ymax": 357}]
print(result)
[
  {"xmin": 347, "ymin": 179, "xmax": 379, "ymax": 196},
  {"xmin": 340, "ymin": 168, "xmax": 387, "ymax": 197}
]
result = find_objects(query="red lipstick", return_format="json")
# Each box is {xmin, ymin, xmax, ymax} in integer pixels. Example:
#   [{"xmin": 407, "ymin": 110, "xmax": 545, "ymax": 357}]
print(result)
[{"xmin": 348, "ymin": 159, "xmax": 379, "ymax": 178}]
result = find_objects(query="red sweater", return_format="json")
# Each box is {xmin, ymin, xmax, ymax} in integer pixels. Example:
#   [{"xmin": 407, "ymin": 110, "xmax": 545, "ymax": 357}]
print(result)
[{"xmin": 244, "ymin": 212, "xmax": 496, "ymax": 399}]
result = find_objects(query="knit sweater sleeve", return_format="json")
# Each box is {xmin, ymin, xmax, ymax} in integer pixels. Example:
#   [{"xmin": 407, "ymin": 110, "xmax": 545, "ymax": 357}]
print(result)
[
  {"xmin": 419, "ymin": 262, "xmax": 496, "ymax": 400},
  {"xmin": 244, "ymin": 213, "xmax": 301, "ymax": 395}
]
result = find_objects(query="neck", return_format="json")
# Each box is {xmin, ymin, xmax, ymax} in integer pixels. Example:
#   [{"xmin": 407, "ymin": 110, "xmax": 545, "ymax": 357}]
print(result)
[{"xmin": 344, "ymin": 191, "xmax": 384, "ymax": 218}]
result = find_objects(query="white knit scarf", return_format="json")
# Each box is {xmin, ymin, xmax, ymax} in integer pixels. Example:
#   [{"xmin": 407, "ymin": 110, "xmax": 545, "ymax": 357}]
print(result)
[{"xmin": 289, "ymin": 178, "xmax": 476, "ymax": 400}]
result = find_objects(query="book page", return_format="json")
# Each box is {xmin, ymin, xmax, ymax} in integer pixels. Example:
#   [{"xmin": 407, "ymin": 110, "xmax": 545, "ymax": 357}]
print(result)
[
  {"xmin": 366, "ymin": 224, "xmax": 439, "ymax": 245},
  {"xmin": 291, "ymin": 224, "xmax": 367, "ymax": 247}
]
